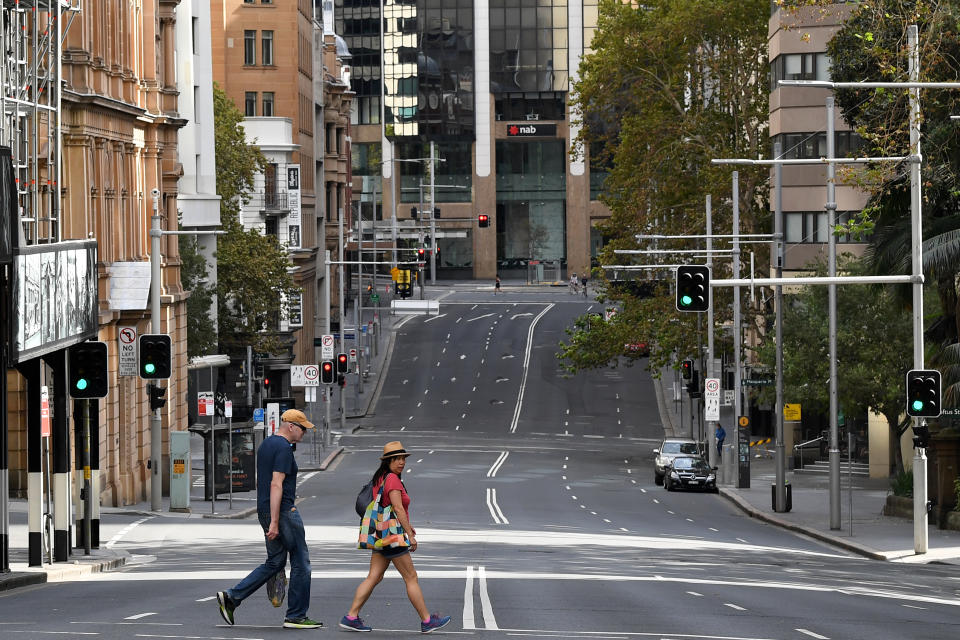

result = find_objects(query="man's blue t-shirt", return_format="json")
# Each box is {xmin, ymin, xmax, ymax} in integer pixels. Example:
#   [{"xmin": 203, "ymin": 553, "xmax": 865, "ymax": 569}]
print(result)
[{"xmin": 257, "ymin": 434, "xmax": 298, "ymax": 514}]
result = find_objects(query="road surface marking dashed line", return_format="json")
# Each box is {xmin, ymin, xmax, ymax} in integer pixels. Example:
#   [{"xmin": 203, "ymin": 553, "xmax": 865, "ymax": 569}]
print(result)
[
  {"xmin": 796, "ymin": 629, "xmax": 830, "ymax": 639},
  {"xmin": 724, "ymin": 603, "xmax": 746, "ymax": 611}
]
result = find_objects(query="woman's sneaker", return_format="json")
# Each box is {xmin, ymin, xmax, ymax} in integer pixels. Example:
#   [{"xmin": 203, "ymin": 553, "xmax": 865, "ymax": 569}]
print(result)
[
  {"xmin": 283, "ymin": 617, "xmax": 323, "ymax": 629},
  {"xmin": 339, "ymin": 615, "xmax": 372, "ymax": 632},
  {"xmin": 421, "ymin": 613, "xmax": 451, "ymax": 634}
]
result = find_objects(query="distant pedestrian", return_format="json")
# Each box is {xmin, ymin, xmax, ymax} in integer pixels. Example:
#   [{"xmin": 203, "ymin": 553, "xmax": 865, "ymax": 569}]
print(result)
[
  {"xmin": 494, "ymin": 274, "xmax": 501, "ymax": 295},
  {"xmin": 569, "ymin": 272, "xmax": 578, "ymax": 294},
  {"xmin": 217, "ymin": 409, "xmax": 323, "ymax": 630},
  {"xmin": 715, "ymin": 424, "xmax": 726, "ymax": 459},
  {"xmin": 339, "ymin": 441, "xmax": 451, "ymax": 634},
  {"xmin": 580, "ymin": 273, "xmax": 589, "ymax": 297}
]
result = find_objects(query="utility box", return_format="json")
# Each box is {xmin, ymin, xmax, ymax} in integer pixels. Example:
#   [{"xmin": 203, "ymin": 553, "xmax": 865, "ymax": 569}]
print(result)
[{"xmin": 169, "ymin": 430, "xmax": 191, "ymax": 512}]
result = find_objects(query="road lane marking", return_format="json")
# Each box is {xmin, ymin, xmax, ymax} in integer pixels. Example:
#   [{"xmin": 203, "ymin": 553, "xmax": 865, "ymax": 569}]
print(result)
[
  {"xmin": 736, "ymin": 538, "xmax": 749, "ymax": 544},
  {"xmin": 686, "ymin": 591, "xmax": 703, "ymax": 597},
  {"xmin": 423, "ymin": 314, "xmax": 446, "ymax": 323},
  {"xmin": 105, "ymin": 516, "xmax": 153, "ymax": 548},
  {"xmin": 478, "ymin": 566, "xmax": 499, "ymax": 630},
  {"xmin": 509, "ymin": 303, "xmax": 554, "ymax": 433},
  {"xmin": 901, "ymin": 604, "xmax": 926, "ymax": 609},
  {"xmin": 724, "ymin": 603, "xmax": 746, "ymax": 611},
  {"xmin": 463, "ymin": 566, "xmax": 476, "ymax": 630},
  {"xmin": 709, "ymin": 528, "xmax": 719, "ymax": 532},
  {"xmin": 796, "ymin": 630, "xmax": 830, "ymax": 639},
  {"xmin": 487, "ymin": 451, "xmax": 510, "ymax": 477},
  {"xmin": 486, "ymin": 488, "xmax": 509, "ymax": 524},
  {"xmin": 125, "ymin": 613, "xmax": 157, "ymax": 620},
  {"xmin": 467, "ymin": 313, "xmax": 496, "ymax": 322},
  {"xmin": 195, "ymin": 596, "xmax": 216, "ymax": 602}
]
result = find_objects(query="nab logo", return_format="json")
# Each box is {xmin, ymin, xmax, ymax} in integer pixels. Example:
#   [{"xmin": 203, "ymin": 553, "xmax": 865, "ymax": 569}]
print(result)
[
  {"xmin": 507, "ymin": 123, "xmax": 556, "ymax": 137},
  {"xmin": 508, "ymin": 124, "xmax": 537, "ymax": 136}
]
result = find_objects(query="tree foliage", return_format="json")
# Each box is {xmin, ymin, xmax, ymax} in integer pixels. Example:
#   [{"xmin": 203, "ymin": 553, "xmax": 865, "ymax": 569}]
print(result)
[
  {"xmin": 561, "ymin": 0, "xmax": 770, "ymax": 372},
  {"xmin": 827, "ymin": 1, "xmax": 960, "ymax": 348},
  {"xmin": 212, "ymin": 84, "xmax": 299, "ymax": 354},
  {"xmin": 179, "ymin": 233, "xmax": 217, "ymax": 358},
  {"xmin": 753, "ymin": 255, "xmax": 914, "ymax": 473}
]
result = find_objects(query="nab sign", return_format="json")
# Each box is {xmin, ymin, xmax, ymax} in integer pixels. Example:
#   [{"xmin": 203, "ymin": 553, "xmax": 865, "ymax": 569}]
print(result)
[{"xmin": 506, "ymin": 123, "xmax": 557, "ymax": 137}]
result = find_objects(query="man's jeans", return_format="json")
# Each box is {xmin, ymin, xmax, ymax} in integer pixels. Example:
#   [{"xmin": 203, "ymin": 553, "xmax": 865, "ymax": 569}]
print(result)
[{"xmin": 228, "ymin": 507, "xmax": 312, "ymax": 620}]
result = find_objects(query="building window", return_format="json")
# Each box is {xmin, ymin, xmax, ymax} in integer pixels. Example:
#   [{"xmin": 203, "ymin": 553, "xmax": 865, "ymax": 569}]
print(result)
[
  {"xmin": 784, "ymin": 211, "xmax": 866, "ymax": 244},
  {"xmin": 770, "ymin": 52, "xmax": 831, "ymax": 91},
  {"xmin": 262, "ymin": 92, "xmax": 274, "ymax": 117},
  {"xmin": 192, "ymin": 17, "xmax": 199, "ymax": 54},
  {"xmin": 244, "ymin": 30, "xmax": 256, "ymax": 65},
  {"xmin": 771, "ymin": 131, "xmax": 863, "ymax": 160},
  {"xmin": 245, "ymin": 92, "xmax": 257, "ymax": 116},
  {"xmin": 264, "ymin": 216, "xmax": 278, "ymax": 237},
  {"xmin": 262, "ymin": 31, "xmax": 274, "ymax": 66}
]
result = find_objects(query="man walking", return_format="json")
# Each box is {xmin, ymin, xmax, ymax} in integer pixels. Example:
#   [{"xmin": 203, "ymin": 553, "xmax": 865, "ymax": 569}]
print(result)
[
  {"xmin": 217, "ymin": 409, "xmax": 322, "ymax": 629},
  {"xmin": 715, "ymin": 423, "xmax": 726, "ymax": 459}
]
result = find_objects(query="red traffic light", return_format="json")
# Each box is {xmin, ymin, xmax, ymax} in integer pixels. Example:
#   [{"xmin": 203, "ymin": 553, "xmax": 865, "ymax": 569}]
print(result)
[
  {"xmin": 478, "ymin": 213, "xmax": 489, "ymax": 228},
  {"xmin": 263, "ymin": 377, "xmax": 270, "ymax": 387},
  {"xmin": 321, "ymin": 360, "xmax": 335, "ymax": 384},
  {"xmin": 417, "ymin": 247, "xmax": 426, "ymax": 258}
]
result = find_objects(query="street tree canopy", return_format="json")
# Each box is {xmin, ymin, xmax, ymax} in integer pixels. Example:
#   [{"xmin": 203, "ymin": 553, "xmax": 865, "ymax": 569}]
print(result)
[
  {"xmin": 211, "ymin": 84, "xmax": 299, "ymax": 355},
  {"xmin": 753, "ymin": 255, "xmax": 914, "ymax": 473},
  {"xmin": 826, "ymin": 1, "xmax": 960, "ymax": 346},
  {"xmin": 560, "ymin": 0, "xmax": 770, "ymax": 373}
]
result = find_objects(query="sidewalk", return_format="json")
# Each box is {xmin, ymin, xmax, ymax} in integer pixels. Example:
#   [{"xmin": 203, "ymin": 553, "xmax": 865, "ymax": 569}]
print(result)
[{"xmin": 652, "ymin": 371, "xmax": 960, "ymax": 564}]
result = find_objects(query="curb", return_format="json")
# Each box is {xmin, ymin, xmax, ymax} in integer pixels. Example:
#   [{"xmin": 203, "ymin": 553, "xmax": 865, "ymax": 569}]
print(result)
[
  {"xmin": 718, "ymin": 488, "xmax": 888, "ymax": 561},
  {"xmin": 652, "ymin": 373, "xmax": 678, "ymax": 438},
  {"xmin": 0, "ymin": 572, "xmax": 46, "ymax": 592}
]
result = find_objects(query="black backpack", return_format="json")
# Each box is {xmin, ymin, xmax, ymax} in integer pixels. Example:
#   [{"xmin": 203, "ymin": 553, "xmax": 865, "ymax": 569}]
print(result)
[{"xmin": 355, "ymin": 481, "xmax": 374, "ymax": 516}]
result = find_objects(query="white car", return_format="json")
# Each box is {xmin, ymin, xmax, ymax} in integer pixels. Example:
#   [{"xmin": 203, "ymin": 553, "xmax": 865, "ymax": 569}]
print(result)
[{"xmin": 653, "ymin": 438, "xmax": 701, "ymax": 485}]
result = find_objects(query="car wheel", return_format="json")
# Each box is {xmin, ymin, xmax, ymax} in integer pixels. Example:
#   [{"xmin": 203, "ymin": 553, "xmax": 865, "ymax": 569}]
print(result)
[{"xmin": 654, "ymin": 473, "xmax": 663, "ymax": 486}]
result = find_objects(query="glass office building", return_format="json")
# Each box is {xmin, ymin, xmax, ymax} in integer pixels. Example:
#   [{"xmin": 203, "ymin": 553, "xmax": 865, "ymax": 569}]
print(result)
[{"xmin": 334, "ymin": 0, "xmax": 605, "ymax": 279}]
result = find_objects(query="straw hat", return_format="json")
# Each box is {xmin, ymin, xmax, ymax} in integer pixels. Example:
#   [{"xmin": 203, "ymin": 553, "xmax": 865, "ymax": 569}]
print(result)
[{"xmin": 380, "ymin": 441, "xmax": 411, "ymax": 460}]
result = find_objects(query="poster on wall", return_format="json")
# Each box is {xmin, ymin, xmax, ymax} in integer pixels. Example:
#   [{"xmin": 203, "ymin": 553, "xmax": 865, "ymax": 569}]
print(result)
[
  {"xmin": 287, "ymin": 164, "xmax": 301, "ymax": 249},
  {"xmin": 280, "ymin": 291, "xmax": 303, "ymax": 331},
  {"xmin": 9, "ymin": 240, "xmax": 98, "ymax": 364}
]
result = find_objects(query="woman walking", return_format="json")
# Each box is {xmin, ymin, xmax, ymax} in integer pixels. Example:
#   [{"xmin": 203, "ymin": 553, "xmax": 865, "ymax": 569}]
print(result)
[{"xmin": 340, "ymin": 442, "xmax": 451, "ymax": 633}]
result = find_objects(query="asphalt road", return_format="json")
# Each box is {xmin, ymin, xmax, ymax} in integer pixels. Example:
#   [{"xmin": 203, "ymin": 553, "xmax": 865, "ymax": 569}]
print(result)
[{"xmin": 2, "ymin": 286, "xmax": 959, "ymax": 639}]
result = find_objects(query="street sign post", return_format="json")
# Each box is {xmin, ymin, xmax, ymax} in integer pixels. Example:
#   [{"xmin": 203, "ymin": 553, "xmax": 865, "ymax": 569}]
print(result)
[
  {"xmin": 704, "ymin": 378, "xmax": 720, "ymax": 422},
  {"xmin": 198, "ymin": 391, "xmax": 214, "ymax": 417},
  {"xmin": 118, "ymin": 326, "xmax": 137, "ymax": 376},
  {"xmin": 320, "ymin": 334, "xmax": 334, "ymax": 360}
]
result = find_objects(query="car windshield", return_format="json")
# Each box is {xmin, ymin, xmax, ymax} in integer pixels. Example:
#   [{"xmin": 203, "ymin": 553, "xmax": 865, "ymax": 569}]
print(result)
[
  {"xmin": 673, "ymin": 458, "xmax": 710, "ymax": 472},
  {"xmin": 662, "ymin": 442, "xmax": 699, "ymax": 455}
]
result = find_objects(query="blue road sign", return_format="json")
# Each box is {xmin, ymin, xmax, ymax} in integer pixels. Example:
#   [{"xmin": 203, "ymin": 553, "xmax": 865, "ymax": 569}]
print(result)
[{"xmin": 254, "ymin": 408, "xmax": 265, "ymax": 423}]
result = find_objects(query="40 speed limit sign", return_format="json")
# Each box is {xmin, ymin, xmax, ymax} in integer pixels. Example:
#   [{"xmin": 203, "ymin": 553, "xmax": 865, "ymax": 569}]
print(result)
[{"xmin": 705, "ymin": 378, "xmax": 721, "ymax": 422}]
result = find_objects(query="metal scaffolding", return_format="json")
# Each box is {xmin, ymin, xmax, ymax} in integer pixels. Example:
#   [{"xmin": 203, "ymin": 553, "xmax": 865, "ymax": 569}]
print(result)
[{"xmin": 1, "ymin": 0, "xmax": 80, "ymax": 246}]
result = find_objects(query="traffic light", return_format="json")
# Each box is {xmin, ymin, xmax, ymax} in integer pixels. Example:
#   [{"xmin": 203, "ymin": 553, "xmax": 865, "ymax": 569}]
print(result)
[
  {"xmin": 687, "ymin": 370, "xmax": 701, "ymax": 398},
  {"xmin": 906, "ymin": 369, "xmax": 941, "ymax": 418},
  {"xmin": 321, "ymin": 360, "xmax": 335, "ymax": 384},
  {"xmin": 138, "ymin": 334, "xmax": 171, "ymax": 379},
  {"xmin": 681, "ymin": 359, "xmax": 693, "ymax": 380},
  {"xmin": 417, "ymin": 247, "xmax": 426, "ymax": 261},
  {"xmin": 337, "ymin": 353, "xmax": 348, "ymax": 374},
  {"xmin": 338, "ymin": 373, "xmax": 346, "ymax": 387},
  {"xmin": 411, "ymin": 206, "xmax": 419, "ymax": 219},
  {"xmin": 912, "ymin": 423, "xmax": 931, "ymax": 449},
  {"xmin": 478, "ymin": 213, "xmax": 489, "ymax": 228},
  {"xmin": 148, "ymin": 383, "xmax": 167, "ymax": 411},
  {"xmin": 676, "ymin": 265, "xmax": 710, "ymax": 312},
  {"xmin": 69, "ymin": 341, "xmax": 108, "ymax": 398}
]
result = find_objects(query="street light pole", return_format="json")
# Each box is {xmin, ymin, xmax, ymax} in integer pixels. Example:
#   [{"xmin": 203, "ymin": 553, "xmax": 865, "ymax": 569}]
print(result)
[
  {"xmin": 827, "ymin": 97, "xmax": 840, "ymax": 529},
  {"xmin": 429, "ymin": 142, "xmax": 437, "ymax": 285}
]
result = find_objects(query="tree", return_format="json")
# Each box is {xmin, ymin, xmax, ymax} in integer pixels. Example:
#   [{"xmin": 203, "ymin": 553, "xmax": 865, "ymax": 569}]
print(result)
[
  {"xmin": 826, "ymin": 1, "xmax": 960, "ymax": 351},
  {"xmin": 753, "ymin": 255, "xmax": 914, "ymax": 473},
  {"xmin": 179, "ymin": 233, "xmax": 217, "ymax": 358},
  {"xmin": 561, "ymin": 0, "xmax": 770, "ymax": 373},
  {"xmin": 212, "ymin": 84, "xmax": 299, "ymax": 355}
]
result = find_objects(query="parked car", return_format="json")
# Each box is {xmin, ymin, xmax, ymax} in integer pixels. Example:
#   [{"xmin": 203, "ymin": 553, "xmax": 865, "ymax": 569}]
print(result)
[
  {"xmin": 653, "ymin": 437, "xmax": 701, "ymax": 485},
  {"xmin": 663, "ymin": 456, "xmax": 718, "ymax": 492}
]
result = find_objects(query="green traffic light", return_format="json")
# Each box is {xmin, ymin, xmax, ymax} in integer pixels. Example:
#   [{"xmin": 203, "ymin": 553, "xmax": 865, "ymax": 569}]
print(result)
[
  {"xmin": 144, "ymin": 363, "xmax": 156, "ymax": 375},
  {"xmin": 76, "ymin": 378, "xmax": 88, "ymax": 391},
  {"xmin": 912, "ymin": 399, "xmax": 924, "ymax": 412},
  {"xmin": 680, "ymin": 295, "xmax": 692, "ymax": 307}
]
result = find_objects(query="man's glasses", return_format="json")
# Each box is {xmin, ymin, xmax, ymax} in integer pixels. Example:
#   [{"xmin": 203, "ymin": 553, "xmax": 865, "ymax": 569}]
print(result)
[{"xmin": 291, "ymin": 422, "xmax": 308, "ymax": 432}]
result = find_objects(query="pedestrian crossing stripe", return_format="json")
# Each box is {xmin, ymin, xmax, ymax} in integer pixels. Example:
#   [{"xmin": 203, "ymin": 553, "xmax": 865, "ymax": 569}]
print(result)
[{"xmin": 749, "ymin": 438, "xmax": 771, "ymax": 447}]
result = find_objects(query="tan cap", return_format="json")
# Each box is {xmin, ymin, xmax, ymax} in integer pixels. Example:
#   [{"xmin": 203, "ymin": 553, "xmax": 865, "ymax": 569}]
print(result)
[
  {"xmin": 281, "ymin": 409, "xmax": 315, "ymax": 429},
  {"xmin": 380, "ymin": 441, "xmax": 411, "ymax": 459}
]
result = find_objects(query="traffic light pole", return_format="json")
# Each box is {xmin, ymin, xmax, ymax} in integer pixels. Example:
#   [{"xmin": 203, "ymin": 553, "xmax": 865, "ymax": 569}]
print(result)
[
  {"xmin": 429, "ymin": 142, "xmax": 436, "ymax": 285},
  {"xmin": 827, "ymin": 98, "xmax": 840, "ymax": 530},
  {"xmin": 82, "ymin": 399, "xmax": 91, "ymax": 555},
  {"xmin": 149, "ymin": 192, "xmax": 162, "ymax": 512}
]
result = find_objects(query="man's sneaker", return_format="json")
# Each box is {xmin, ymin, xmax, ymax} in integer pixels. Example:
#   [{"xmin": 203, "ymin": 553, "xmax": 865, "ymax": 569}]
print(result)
[
  {"xmin": 339, "ymin": 615, "xmax": 372, "ymax": 632},
  {"xmin": 266, "ymin": 570, "xmax": 287, "ymax": 608},
  {"xmin": 421, "ymin": 613, "xmax": 451, "ymax": 634},
  {"xmin": 283, "ymin": 617, "xmax": 324, "ymax": 629},
  {"xmin": 216, "ymin": 591, "xmax": 236, "ymax": 626}
]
